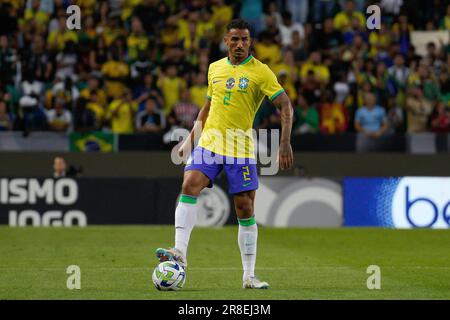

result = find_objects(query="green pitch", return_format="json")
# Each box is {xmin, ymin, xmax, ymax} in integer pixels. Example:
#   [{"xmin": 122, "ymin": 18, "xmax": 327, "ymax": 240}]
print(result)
[{"xmin": 0, "ymin": 226, "xmax": 449, "ymax": 300}]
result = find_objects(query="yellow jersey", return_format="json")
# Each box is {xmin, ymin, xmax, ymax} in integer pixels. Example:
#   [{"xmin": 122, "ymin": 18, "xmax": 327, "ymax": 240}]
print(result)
[{"xmin": 199, "ymin": 55, "xmax": 285, "ymax": 159}]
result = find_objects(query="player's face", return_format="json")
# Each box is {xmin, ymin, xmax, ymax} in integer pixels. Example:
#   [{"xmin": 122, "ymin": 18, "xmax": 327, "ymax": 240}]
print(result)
[{"xmin": 225, "ymin": 28, "xmax": 251, "ymax": 61}]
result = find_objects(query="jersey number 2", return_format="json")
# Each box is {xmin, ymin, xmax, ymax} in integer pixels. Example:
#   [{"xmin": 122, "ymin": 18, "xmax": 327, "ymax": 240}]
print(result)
[{"xmin": 223, "ymin": 91, "xmax": 232, "ymax": 106}]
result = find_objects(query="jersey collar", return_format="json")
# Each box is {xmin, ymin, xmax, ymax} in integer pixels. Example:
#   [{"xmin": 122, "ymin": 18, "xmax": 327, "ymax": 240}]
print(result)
[{"xmin": 227, "ymin": 54, "xmax": 253, "ymax": 66}]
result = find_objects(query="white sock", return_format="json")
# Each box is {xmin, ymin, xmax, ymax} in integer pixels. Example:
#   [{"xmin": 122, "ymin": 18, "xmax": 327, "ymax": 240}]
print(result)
[
  {"xmin": 238, "ymin": 216, "xmax": 258, "ymax": 281},
  {"xmin": 175, "ymin": 194, "xmax": 198, "ymax": 257}
]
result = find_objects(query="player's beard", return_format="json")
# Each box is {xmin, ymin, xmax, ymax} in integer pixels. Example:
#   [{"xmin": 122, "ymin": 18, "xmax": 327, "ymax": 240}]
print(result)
[{"xmin": 233, "ymin": 49, "xmax": 246, "ymax": 60}]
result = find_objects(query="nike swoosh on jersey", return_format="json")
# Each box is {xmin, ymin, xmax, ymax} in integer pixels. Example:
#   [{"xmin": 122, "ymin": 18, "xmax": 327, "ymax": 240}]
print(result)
[
  {"xmin": 242, "ymin": 182, "xmax": 252, "ymax": 187},
  {"xmin": 212, "ymin": 80, "xmax": 221, "ymax": 83}
]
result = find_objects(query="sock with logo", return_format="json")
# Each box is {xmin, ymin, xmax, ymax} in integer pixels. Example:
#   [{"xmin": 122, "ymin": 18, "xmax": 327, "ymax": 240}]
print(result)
[
  {"xmin": 238, "ymin": 216, "xmax": 258, "ymax": 281},
  {"xmin": 175, "ymin": 194, "xmax": 198, "ymax": 257}
]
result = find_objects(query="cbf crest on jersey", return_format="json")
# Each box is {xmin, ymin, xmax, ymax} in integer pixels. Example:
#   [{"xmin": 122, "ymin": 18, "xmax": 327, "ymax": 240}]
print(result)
[
  {"xmin": 226, "ymin": 78, "xmax": 235, "ymax": 89},
  {"xmin": 238, "ymin": 77, "xmax": 249, "ymax": 90}
]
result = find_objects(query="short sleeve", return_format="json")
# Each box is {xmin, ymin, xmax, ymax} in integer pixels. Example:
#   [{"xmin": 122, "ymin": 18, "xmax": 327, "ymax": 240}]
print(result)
[
  {"xmin": 260, "ymin": 65, "xmax": 285, "ymax": 102},
  {"xmin": 206, "ymin": 66, "xmax": 212, "ymax": 100}
]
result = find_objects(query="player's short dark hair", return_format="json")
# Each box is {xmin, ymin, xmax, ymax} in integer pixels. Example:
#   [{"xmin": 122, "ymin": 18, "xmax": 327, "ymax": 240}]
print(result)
[{"xmin": 226, "ymin": 19, "xmax": 251, "ymax": 32}]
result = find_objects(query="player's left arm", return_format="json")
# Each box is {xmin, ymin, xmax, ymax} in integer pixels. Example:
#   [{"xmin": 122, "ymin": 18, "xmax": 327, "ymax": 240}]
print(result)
[{"xmin": 272, "ymin": 92, "xmax": 294, "ymax": 170}]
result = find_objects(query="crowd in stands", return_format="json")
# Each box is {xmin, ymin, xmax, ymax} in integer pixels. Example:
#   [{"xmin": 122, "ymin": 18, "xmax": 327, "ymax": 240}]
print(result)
[{"xmin": 0, "ymin": 0, "xmax": 449, "ymax": 138}]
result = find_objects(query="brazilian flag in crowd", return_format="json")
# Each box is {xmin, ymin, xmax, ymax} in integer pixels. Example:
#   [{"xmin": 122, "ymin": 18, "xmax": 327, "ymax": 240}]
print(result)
[{"xmin": 70, "ymin": 132, "xmax": 117, "ymax": 152}]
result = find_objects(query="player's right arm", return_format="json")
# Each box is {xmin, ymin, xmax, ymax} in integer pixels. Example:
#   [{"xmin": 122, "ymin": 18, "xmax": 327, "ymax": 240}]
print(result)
[{"xmin": 177, "ymin": 99, "xmax": 211, "ymax": 161}]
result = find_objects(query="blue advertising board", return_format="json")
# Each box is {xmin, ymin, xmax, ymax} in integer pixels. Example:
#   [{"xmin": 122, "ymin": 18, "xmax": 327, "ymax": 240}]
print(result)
[{"xmin": 344, "ymin": 177, "xmax": 450, "ymax": 229}]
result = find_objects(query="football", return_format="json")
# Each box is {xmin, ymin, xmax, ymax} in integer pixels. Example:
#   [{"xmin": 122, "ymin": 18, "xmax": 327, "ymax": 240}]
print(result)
[{"xmin": 152, "ymin": 261, "xmax": 186, "ymax": 291}]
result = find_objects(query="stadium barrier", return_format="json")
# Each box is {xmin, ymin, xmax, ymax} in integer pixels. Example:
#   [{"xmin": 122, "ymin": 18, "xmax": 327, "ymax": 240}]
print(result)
[
  {"xmin": 0, "ymin": 177, "xmax": 342, "ymax": 228},
  {"xmin": 1, "ymin": 176, "xmax": 449, "ymax": 229}
]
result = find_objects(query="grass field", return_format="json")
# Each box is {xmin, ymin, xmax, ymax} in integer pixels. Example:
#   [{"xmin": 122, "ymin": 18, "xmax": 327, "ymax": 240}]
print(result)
[{"xmin": 0, "ymin": 226, "xmax": 449, "ymax": 300}]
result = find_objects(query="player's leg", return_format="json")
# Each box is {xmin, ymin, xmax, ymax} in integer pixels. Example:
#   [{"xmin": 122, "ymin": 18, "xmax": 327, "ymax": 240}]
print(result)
[
  {"xmin": 233, "ymin": 190, "xmax": 268, "ymax": 289},
  {"xmin": 175, "ymin": 170, "xmax": 210, "ymax": 257},
  {"xmin": 226, "ymin": 162, "xmax": 268, "ymax": 289},
  {"xmin": 157, "ymin": 147, "xmax": 222, "ymax": 269},
  {"xmin": 156, "ymin": 170, "xmax": 210, "ymax": 268}
]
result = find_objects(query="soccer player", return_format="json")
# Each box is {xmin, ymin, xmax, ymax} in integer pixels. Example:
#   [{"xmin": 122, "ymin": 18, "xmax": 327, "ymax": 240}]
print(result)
[{"xmin": 156, "ymin": 19, "xmax": 294, "ymax": 289}]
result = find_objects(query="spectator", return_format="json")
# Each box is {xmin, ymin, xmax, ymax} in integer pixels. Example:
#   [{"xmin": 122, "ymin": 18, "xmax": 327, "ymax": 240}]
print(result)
[
  {"xmin": 272, "ymin": 50, "xmax": 297, "ymax": 93},
  {"xmin": 18, "ymin": 71, "xmax": 47, "ymax": 131},
  {"xmin": 130, "ymin": 50, "xmax": 155, "ymax": 81},
  {"xmin": 320, "ymin": 90, "xmax": 348, "ymax": 134},
  {"xmin": 106, "ymin": 89, "xmax": 138, "ymax": 134},
  {"xmin": 425, "ymin": 42, "xmax": 444, "ymax": 76},
  {"xmin": 439, "ymin": 4, "xmax": 450, "ymax": 30},
  {"xmin": 47, "ymin": 15, "xmax": 78, "ymax": 52},
  {"xmin": 89, "ymin": 37, "xmax": 108, "ymax": 71},
  {"xmin": 101, "ymin": 47, "xmax": 130, "ymax": 100},
  {"xmin": 135, "ymin": 97, "xmax": 165, "ymax": 133},
  {"xmin": 288, "ymin": 30, "xmax": 307, "ymax": 65},
  {"xmin": 21, "ymin": 34, "xmax": 54, "ymax": 83},
  {"xmin": 262, "ymin": 14, "xmax": 281, "ymax": 45},
  {"xmin": 409, "ymin": 64, "xmax": 441, "ymax": 102},
  {"xmin": 254, "ymin": 31, "xmax": 282, "ymax": 68},
  {"xmin": 285, "ymin": 0, "xmax": 309, "ymax": 24},
  {"xmin": 342, "ymin": 16, "xmax": 368, "ymax": 45},
  {"xmin": 80, "ymin": 74, "xmax": 108, "ymax": 108},
  {"xmin": 354, "ymin": 92, "xmax": 389, "ymax": 138},
  {"xmin": 54, "ymin": 40, "xmax": 78, "ymax": 82},
  {"xmin": 293, "ymin": 95, "xmax": 319, "ymax": 134},
  {"xmin": 0, "ymin": 35, "xmax": 17, "ymax": 86},
  {"xmin": 0, "ymin": 100, "xmax": 13, "ymax": 131},
  {"xmin": 167, "ymin": 88, "xmax": 199, "ymax": 130},
  {"xmin": 189, "ymin": 73, "xmax": 208, "ymax": 110},
  {"xmin": 133, "ymin": 0, "xmax": 162, "ymax": 35},
  {"xmin": 385, "ymin": 96, "xmax": 405, "ymax": 134},
  {"xmin": 405, "ymin": 86, "xmax": 433, "ymax": 133},
  {"xmin": 314, "ymin": 0, "xmax": 336, "ymax": 23},
  {"xmin": 368, "ymin": 22, "xmax": 392, "ymax": 58},
  {"xmin": 392, "ymin": 14, "xmax": 413, "ymax": 55},
  {"xmin": 239, "ymin": 0, "xmax": 264, "ymax": 35},
  {"xmin": 53, "ymin": 156, "xmax": 66, "ymax": 178},
  {"xmin": 430, "ymin": 101, "xmax": 450, "ymax": 133},
  {"xmin": 126, "ymin": 17, "xmax": 149, "ymax": 62},
  {"xmin": 23, "ymin": 0, "xmax": 50, "ymax": 34},
  {"xmin": 278, "ymin": 11, "xmax": 305, "ymax": 48},
  {"xmin": 133, "ymin": 73, "xmax": 163, "ymax": 112},
  {"xmin": 312, "ymin": 18, "xmax": 342, "ymax": 51},
  {"xmin": 388, "ymin": 54, "xmax": 410, "ymax": 94},
  {"xmin": 47, "ymin": 75, "xmax": 80, "ymax": 110},
  {"xmin": 333, "ymin": 0, "xmax": 365, "ymax": 32},
  {"xmin": 300, "ymin": 51, "xmax": 330, "ymax": 85},
  {"xmin": 45, "ymin": 97, "xmax": 72, "ymax": 132},
  {"xmin": 157, "ymin": 64, "xmax": 186, "ymax": 115},
  {"xmin": 301, "ymin": 70, "xmax": 321, "ymax": 106},
  {"xmin": 86, "ymin": 90, "xmax": 106, "ymax": 129},
  {"xmin": 211, "ymin": 0, "xmax": 233, "ymax": 39},
  {"xmin": 438, "ymin": 71, "xmax": 450, "ymax": 106},
  {"xmin": 333, "ymin": 72, "xmax": 351, "ymax": 104},
  {"xmin": 73, "ymin": 97, "xmax": 96, "ymax": 132}
]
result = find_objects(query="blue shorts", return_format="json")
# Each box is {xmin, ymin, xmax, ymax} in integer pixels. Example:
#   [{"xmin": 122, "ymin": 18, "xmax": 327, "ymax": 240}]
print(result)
[{"xmin": 185, "ymin": 147, "xmax": 258, "ymax": 194}]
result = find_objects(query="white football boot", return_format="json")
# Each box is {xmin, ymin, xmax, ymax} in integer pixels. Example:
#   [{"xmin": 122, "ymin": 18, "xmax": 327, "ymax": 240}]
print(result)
[
  {"xmin": 242, "ymin": 276, "xmax": 270, "ymax": 289},
  {"xmin": 155, "ymin": 247, "xmax": 188, "ymax": 270}
]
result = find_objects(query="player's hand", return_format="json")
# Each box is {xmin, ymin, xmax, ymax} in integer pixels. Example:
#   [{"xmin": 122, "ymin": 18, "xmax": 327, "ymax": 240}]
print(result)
[
  {"xmin": 177, "ymin": 138, "xmax": 192, "ymax": 164},
  {"xmin": 278, "ymin": 141, "xmax": 293, "ymax": 170}
]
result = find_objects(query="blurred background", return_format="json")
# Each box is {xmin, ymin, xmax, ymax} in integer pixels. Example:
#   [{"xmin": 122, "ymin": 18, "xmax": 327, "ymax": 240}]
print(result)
[{"xmin": 0, "ymin": 0, "xmax": 449, "ymax": 229}]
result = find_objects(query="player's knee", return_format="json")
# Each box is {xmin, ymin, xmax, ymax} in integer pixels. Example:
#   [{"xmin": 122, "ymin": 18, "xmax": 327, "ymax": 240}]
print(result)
[
  {"xmin": 235, "ymin": 197, "xmax": 253, "ymax": 218},
  {"xmin": 181, "ymin": 178, "xmax": 202, "ymax": 196}
]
